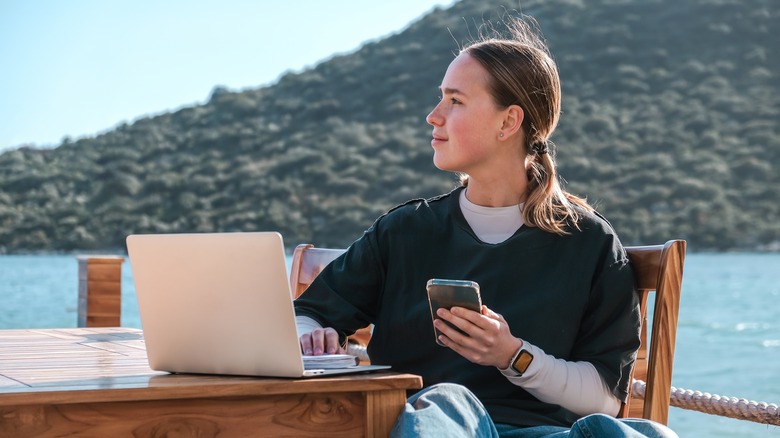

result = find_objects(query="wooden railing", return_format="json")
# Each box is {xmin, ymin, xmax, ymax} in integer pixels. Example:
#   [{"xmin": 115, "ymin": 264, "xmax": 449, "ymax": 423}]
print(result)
[{"xmin": 76, "ymin": 256, "xmax": 124, "ymax": 327}]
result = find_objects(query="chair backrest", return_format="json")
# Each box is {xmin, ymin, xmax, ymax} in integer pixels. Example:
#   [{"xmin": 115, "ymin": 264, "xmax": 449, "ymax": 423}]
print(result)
[
  {"xmin": 289, "ymin": 240, "xmax": 686, "ymax": 424},
  {"xmin": 289, "ymin": 244, "xmax": 372, "ymax": 346},
  {"xmin": 619, "ymin": 239, "xmax": 686, "ymax": 424},
  {"xmin": 289, "ymin": 244, "xmax": 346, "ymax": 299}
]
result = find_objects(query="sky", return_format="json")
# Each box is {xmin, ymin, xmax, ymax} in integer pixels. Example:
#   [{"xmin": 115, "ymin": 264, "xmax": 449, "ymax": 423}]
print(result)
[{"xmin": 0, "ymin": 0, "xmax": 457, "ymax": 152}]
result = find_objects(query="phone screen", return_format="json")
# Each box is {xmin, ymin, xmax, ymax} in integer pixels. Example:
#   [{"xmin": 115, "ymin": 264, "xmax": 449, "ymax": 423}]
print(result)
[{"xmin": 426, "ymin": 279, "xmax": 482, "ymax": 346}]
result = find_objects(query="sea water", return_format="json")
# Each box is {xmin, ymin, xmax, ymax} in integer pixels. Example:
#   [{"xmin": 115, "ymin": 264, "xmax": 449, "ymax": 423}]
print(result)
[{"xmin": 0, "ymin": 253, "xmax": 778, "ymax": 437}]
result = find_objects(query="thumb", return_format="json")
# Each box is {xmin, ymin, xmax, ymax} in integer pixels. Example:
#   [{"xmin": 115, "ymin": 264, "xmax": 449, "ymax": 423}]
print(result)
[{"xmin": 482, "ymin": 305, "xmax": 505, "ymax": 322}]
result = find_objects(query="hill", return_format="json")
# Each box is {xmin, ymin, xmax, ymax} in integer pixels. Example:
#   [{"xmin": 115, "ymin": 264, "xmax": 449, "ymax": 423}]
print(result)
[{"xmin": 0, "ymin": 0, "xmax": 777, "ymax": 252}]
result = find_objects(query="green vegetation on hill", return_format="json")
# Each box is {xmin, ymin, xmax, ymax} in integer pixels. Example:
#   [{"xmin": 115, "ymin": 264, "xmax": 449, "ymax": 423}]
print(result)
[{"xmin": 0, "ymin": 0, "xmax": 778, "ymax": 253}]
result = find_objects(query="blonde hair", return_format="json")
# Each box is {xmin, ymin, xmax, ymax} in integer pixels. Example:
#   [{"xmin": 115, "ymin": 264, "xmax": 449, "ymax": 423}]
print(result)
[{"xmin": 461, "ymin": 17, "xmax": 593, "ymax": 234}]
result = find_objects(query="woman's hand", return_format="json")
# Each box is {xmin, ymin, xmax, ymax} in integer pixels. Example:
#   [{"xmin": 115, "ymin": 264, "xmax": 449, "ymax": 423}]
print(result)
[
  {"xmin": 299, "ymin": 327, "xmax": 346, "ymax": 356},
  {"xmin": 434, "ymin": 305, "xmax": 522, "ymax": 368}
]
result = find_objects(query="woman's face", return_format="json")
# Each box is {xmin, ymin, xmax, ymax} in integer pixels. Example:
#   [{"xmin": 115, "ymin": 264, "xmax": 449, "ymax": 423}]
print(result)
[{"xmin": 426, "ymin": 53, "xmax": 511, "ymax": 177}]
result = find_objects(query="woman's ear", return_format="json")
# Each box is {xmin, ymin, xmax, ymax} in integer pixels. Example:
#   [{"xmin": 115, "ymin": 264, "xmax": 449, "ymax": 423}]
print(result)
[{"xmin": 499, "ymin": 105, "xmax": 524, "ymax": 140}]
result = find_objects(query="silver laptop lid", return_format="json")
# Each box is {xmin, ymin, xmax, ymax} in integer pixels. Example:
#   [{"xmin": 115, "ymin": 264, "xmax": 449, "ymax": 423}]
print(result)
[{"xmin": 127, "ymin": 232, "xmax": 306, "ymax": 377}]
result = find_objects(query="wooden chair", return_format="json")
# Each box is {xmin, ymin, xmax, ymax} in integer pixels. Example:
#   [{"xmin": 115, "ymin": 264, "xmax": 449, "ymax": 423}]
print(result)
[
  {"xmin": 289, "ymin": 240, "xmax": 686, "ymax": 425},
  {"xmin": 619, "ymin": 239, "xmax": 686, "ymax": 424}
]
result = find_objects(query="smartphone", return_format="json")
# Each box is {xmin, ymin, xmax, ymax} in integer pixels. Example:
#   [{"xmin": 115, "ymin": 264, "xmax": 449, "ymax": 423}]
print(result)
[{"xmin": 426, "ymin": 279, "xmax": 482, "ymax": 346}]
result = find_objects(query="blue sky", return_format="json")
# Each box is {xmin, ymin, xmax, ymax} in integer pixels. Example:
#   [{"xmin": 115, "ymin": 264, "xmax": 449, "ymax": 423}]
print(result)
[{"xmin": 0, "ymin": 0, "xmax": 456, "ymax": 151}]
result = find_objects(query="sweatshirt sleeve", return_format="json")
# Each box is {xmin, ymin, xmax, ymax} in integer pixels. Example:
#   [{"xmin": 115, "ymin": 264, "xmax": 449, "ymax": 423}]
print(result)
[
  {"xmin": 293, "ymin": 219, "xmax": 386, "ymax": 344},
  {"xmin": 571, "ymin": 230, "xmax": 641, "ymax": 403},
  {"xmin": 499, "ymin": 341, "xmax": 621, "ymax": 416}
]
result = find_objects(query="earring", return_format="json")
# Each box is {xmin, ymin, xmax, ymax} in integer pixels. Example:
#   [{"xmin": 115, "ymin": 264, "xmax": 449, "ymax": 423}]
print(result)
[{"xmin": 499, "ymin": 133, "xmax": 504, "ymax": 138}]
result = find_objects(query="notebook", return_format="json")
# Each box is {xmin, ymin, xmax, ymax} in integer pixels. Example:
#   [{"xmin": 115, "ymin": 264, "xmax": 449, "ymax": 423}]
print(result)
[{"xmin": 126, "ymin": 231, "xmax": 390, "ymax": 378}]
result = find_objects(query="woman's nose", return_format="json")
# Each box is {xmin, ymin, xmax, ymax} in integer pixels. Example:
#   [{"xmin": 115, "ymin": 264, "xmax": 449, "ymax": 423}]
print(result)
[{"xmin": 426, "ymin": 106, "xmax": 442, "ymax": 126}]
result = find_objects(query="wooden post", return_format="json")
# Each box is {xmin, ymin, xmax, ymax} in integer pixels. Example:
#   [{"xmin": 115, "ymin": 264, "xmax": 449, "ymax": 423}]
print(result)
[{"xmin": 77, "ymin": 256, "xmax": 124, "ymax": 327}]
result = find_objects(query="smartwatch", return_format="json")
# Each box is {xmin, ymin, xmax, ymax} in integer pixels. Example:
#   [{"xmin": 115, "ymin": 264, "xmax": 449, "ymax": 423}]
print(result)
[{"xmin": 509, "ymin": 347, "xmax": 534, "ymax": 376}]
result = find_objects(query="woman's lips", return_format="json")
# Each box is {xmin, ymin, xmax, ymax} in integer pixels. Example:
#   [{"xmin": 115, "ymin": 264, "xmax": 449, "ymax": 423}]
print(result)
[{"xmin": 431, "ymin": 135, "xmax": 447, "ymax": 146}]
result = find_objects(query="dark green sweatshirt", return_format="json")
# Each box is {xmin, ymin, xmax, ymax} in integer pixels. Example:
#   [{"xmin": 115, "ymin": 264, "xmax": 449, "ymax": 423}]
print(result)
[{"xmin": 294, "ymin": 187, "xmax": 640, "ymax": 428}]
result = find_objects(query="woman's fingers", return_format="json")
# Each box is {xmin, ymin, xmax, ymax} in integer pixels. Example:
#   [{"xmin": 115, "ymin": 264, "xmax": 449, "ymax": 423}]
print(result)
[
  {"xmin": 435, "ymin": 307, "xmax": 482, "ymax": 346},
  {"xmin": 299, "ymin": 332, "xmax": 314, "ymax": 355},
  {"xmin": 439, "ymin": 306, "xmax": 498, "ymax": 334},
  {"xmin": 300, "ymin": 327, "xmax": 345, "ymax": 355},
  {"xmin": 323, "ymin": 328, "xmax": 344, "ymax": 354},
  {"xmin": 435, "ymin": 305, "xmax": 519, "ymax": 367}
]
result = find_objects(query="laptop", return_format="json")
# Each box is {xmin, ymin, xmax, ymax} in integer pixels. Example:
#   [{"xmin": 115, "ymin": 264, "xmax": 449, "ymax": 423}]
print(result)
[{"xmin": 126, "ymin": 231, "xmax": 390, "ymax": 378}]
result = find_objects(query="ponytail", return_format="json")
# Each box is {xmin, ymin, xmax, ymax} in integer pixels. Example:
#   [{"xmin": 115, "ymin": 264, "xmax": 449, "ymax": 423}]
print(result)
[{"xmin": 523, "ymin": 140, "xmax": 592, "ymax": 234}]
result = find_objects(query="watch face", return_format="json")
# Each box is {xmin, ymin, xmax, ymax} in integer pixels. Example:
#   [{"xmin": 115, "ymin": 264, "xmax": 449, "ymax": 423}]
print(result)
[{"xmin": 512, "ymin": 350, "xmax": 534, "ymax": 374}]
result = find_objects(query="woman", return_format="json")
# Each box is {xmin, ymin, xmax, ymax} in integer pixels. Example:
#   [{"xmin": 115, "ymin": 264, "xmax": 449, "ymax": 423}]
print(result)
[{"xmin": 294, "ymin": 17, "xmax": 677, "ymax": 438}]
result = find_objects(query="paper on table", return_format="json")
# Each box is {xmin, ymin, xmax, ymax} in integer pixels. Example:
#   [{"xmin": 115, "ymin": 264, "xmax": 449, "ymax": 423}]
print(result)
[{"xmin": 303, "ymin": 354, "xmax": 360, "ymax": 369}]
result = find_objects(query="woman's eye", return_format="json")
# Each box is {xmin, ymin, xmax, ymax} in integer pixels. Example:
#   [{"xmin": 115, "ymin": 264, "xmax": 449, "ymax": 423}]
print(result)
[{"xmin": 435, "ymin": 94, "xmax": 461, "ymax": 105}]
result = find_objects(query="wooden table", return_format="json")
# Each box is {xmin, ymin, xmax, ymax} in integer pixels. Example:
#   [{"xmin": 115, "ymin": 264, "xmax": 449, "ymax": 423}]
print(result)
[{"xmin": 0, "ymin": 327, "xmax": 422, "ymax": 437}]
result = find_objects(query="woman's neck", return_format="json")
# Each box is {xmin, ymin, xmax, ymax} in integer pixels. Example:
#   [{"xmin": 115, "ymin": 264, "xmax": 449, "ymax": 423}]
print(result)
[{"xmin": 464, "ymin": 176, "xmax": 527, "ymax": 208}]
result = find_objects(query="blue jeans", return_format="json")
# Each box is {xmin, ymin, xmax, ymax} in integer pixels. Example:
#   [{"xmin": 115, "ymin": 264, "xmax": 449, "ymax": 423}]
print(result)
[{"xmin": 390, "ymin": 383, "xmax": 679, "ymax": 438}]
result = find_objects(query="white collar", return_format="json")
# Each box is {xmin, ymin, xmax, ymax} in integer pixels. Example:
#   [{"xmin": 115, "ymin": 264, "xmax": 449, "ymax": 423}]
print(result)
[{"xmin": 459, "ymin": 189, "xmax": 524, "ymax": 244}]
